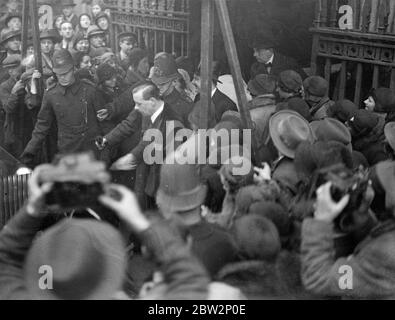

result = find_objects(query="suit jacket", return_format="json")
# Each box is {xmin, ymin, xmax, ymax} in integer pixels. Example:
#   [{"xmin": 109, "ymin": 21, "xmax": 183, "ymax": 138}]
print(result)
[
  {"xmin": 212, "ymin": 89, "xmax": 238, "ymax": 123},
  {"xmin": 132, "ymin": 104, "xmax": 185, "ymax": 198},
  {"xmin": 250, "ymin": 52, "xmax": 307, "ymax": 80}
]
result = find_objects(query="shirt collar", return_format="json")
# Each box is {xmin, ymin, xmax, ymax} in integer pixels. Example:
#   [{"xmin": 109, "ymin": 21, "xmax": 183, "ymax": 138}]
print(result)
[
  {"xmin": 267, "ymin": 54, "xmax": 274, "ymax": 65},
  {"xmin": 151, "ymin": 101, "xmax": 165, "ymax": 123}
]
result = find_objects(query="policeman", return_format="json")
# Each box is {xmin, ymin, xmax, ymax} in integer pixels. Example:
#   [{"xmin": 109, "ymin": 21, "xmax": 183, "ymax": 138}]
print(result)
[{"xmin": 21, "ymin": 49, "xmax": 105, "ymax": 167}]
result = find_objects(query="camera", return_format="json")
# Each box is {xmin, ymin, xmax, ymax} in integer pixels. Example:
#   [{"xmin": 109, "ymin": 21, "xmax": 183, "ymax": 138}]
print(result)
[
  {"xmin": 39, "ymin": 152, "xmax": 111, "ymax": 210},
  {"xmin": 308, "ymin": 164, "xmax": 370, "ymax": 232}
]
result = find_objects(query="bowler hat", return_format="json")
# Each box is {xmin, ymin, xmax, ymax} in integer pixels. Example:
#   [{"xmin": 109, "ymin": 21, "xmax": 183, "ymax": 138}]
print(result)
[
  {"xmin": 310, "ymin": 117, "xmax": 352, "ymax": 146},
  {"xmin": 248, "ymin": 74, "xmax": 277, "ymax": 96},
  {"xmin": 0, "ymin": 29, "xmax": 21, "ymax": 45},
  {"xmin": 156, "ymin": 152, "xmax": 208, "ymax": 212},
  {"xmin": 269, "ymin": 110, "xmax": 314, "ymax": 159},
  {"xmin": 1, "ymin": 54, "xmax": 21, "ymax": 69},
  {"xmin": 25, "ymin": 219, "xmax": 125, "ymax": 300},
  {"xmin": 303, "ymin": 76, "xmax": 328, "ymax": 98},
  {"xmin": 150, "ymin": 52, "xmax": 181, "ymax": 85},
  {"xmin": 52, "ymin": 49, "xmax": 74, "ymax": 74},
  {"xmin": 250, "ymin": 33, "xmax": 277, "ymax": 50},
  {"xmin": 278, "ymin": 70, "xmax": 303, "ymax": 94}
]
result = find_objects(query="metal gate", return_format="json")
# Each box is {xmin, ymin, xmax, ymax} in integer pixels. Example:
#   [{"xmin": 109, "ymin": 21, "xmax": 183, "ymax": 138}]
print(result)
[
  {"xmin": 105, "ymin": 0, "xmax": 190, "ymax": 57},
  {"xmin": 0, "ymin": 174, "xmax": 30, "ymax": 229},
  {"xmin": 311, "ymin": 0, "xmax": 395, "ymax": 104}
]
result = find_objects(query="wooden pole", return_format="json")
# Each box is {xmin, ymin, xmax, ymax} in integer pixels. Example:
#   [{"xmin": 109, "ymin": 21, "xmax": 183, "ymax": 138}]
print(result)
[
  {"xmin": 30, "ymin": 0, "xmax": 44, "ymax": 95},
  {"xmin": 214, "ymin": 0, "xmax": 258, "ymax": 161},
  {"xmin": 199, "ymin": 0, "xmax": 214, "ymax": 130},
  {"xmin": 21, "ymin": 0, "xmax": 29, "ymax": 59}
]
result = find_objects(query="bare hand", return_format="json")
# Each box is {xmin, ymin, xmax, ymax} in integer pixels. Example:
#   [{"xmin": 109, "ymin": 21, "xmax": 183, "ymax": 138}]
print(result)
[
  {"xmin": 32, "ymin": 70, "xmax": 42, "ymax": 80},
  {"xmin": 110, "ymin": 153, "xmax": 138, "ymax": 171},
  {"xmin": 253, "ymin": 162, "xmax": 271, "ymax": 184},
  {"xmin": 11, "ymin": 80, "xmax": 25, "ymax": 95},
  {"xmin": 95, "ymin": 136, "xmax": 107, "ymax": 151},
  {"xmin": 26, "ymin": 164, "xmax": 54, "ymax": 218},
  {"xmin": 314, "ymin": 182, "xmax": 350, "ymax": 223},
  {"xmin": 99, "ymin": 184, "xmax": 150, "ymax": 233}
]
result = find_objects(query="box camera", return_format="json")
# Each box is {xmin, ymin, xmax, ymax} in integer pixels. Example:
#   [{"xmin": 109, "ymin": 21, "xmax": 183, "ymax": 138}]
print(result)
[
  {"xmin": 308, "ymin": 164, "xmax": 370, "ymax": 233},
  {"xmin": 39, "ymin": 152, "xmax": 111, "ymax": 210}
]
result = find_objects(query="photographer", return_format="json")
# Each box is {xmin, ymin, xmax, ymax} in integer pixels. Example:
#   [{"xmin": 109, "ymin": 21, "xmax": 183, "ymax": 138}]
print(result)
[
  {"xmin": 0, "ymin": 164, "xmax": 209, "ymax": 300},
  {"xmin": 301, "ymin": 169, "xmax": 395, "ymax": 299}
]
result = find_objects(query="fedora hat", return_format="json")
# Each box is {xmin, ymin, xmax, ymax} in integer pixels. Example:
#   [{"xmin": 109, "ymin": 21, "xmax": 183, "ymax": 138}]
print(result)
[
  {"xmin": 269, "ymin": 110, "xmax": 314, "ymax": 159},
  {"xmin": 310, "ymin": 117, "xmax": 352, "ymax": 146},
  {"xmin": 40, "ymin": 29, "xmax": 60, "ymax": 42},
  {"xmin": 0, "ymin": 29, "xmax": 21, "ymax": 45},
  {"xmin": 156, "ymin": 152, "xmax": 208, "ymax": 212},
  {"xmin": 25, "ymin": 219, "xmax": 125, "ymax": 300}
]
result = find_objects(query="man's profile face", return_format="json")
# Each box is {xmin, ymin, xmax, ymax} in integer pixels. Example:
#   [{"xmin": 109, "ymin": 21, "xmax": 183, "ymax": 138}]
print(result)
[
  {"xmin": 134, "ymin": 91, "xmax": 155, "ymax": 116},
  {"xmin": 61, "ymin": 22, "xmax": 74, "ymax": 40},
  {"xmin": 254, "ymin": 48, "xmax": 274, "ymax": 64}
]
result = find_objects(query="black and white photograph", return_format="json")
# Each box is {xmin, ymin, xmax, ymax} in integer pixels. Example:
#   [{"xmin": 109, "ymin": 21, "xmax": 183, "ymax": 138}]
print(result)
[{"xmin": 0, "ymin": 0, "xmax": 395, "ymax": 305}]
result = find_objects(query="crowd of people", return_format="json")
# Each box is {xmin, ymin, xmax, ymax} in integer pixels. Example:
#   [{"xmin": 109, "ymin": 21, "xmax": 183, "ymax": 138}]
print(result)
[{"xmin": 1, "ymin": 0, "xmax": 395, "ymax": 301}]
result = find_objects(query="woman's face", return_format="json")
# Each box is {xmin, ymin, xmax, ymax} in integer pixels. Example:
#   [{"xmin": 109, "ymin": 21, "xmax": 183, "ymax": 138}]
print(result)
[
  {"xmin": 137, "ymin": 57, "xmax": 149, "ymax": 77},
  {"xmin": 80, "ymin": 55, "xmax": 92, "ymax": 69},
  {"xmin": 76, "ymin": 39, "xmax": 90, "ymax": 53},
  {"xmin": 364, "ymin": 96, "xmax": 376, "ymax": 112},
  {"xmin": 97, "ymin": 17, "xmax": 109, "ymax": 30},
  {"xmin": 92, "ymin": 5, "xmax": 102, "ymax": 16},
  {"xmin": 80, "ymin": 15, "xmax": 91, "ymax": 29},
  {"xmin": 27, "ymin": 45, "xmax": 34, "ymax": 56},
  {"xmin": 104, "ymin": 76, "xmax": 117, "ymax": 89}
]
